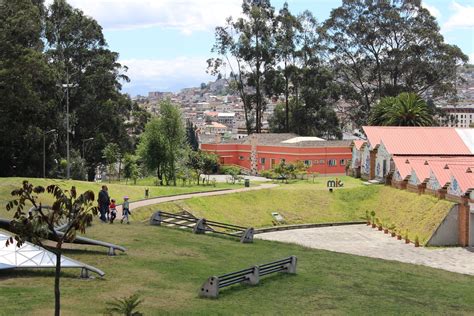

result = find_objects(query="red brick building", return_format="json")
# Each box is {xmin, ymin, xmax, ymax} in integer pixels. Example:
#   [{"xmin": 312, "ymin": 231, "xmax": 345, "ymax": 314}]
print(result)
[{"xmin": 201, "ymin": 133, "xmax": 352, "ymax": 175}]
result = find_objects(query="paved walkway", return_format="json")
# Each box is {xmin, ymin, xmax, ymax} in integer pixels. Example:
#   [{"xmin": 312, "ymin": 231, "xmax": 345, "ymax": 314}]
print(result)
[
  {"xmin": 116, "ymin": 183, "xmax": 278, "ymax": 212},
  {"xmin": 206, "ymin": 174, "xmax": 271, "ymax": 183},
  {"xmin": 256, "ymin": 224, "xmax": 474, "ymax": 276}
]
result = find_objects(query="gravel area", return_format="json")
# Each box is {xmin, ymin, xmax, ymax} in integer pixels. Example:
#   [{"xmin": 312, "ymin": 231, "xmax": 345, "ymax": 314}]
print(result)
[{"xmin": 256, "ymin": 224, "xmax": 474, "ymax": 276}]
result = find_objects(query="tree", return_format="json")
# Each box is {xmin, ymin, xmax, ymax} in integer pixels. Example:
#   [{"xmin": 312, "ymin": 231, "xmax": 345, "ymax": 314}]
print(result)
[
  {"xmin": 222, "ymin": 165, "xmax": 242, "ymax": 184},
  {"xmin": 369, "ymin": 92, "xmax": 434, "ymax": 126},
  {"xmin": 102, "ymin": 143, "xmax": 120, "ymax": 182},
  {"xmin": 6, "ymin": 181, "xmax": 97, "ymax": 316},
  {"xmin": 186, "ymin": 120, "xmax": 199, "ymax": 151},
  {"xmin": 187, "ymin": 151, "xmax": 205, "ymax": 185},
  {"xmin": 201, "ymin": 152, "xmax": 219, "ymax": 184},
  {"xmin": 122, "ymin": 154, "xmax": 139, "ymax": 185},
  {"xmin": 159, "ymin": 100, "xmax": 185, "ymax": 186},
  {"xmin": 137, "ymin": 100, "xmax": 185, "ymax": 186},
  {"xmin": 208, "ymin": 0, "xmax": 276, "ymax": 134},
  {"xmin": 275, "ymin": 2, "xmax": 301, "ymax": 132},
  {"xmin": 45, "ymin": 0, "xmax": 133, "ymax": 180},
  {"xmin": 321, "ymin": 0, "xmax": 468, "ymax": 126},
  {"xmin": 186, "ymin": 150, "xmax": 219, "ymax": 185},
  {"xmin": 137, "ymin": 118, "xmax": 167, "ymax": 185},
  {"xmin": 0, "ymin": 0, "xmax": 134, "ymax": 178},
  {"xmin": 0, "ymin": 0, "xmax": 58, "ymax": 177}
]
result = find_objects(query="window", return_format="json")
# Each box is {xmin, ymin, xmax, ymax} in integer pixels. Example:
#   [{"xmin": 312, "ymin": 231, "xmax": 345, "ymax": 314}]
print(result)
[
  {"xmin": 327, "ymin": 159, "xmax": 337, "ymax": 166},
  {"xmin": 313, "ymin": 160, "xmax": 319, "ymax": 165},
  {"xmin": 239, "ymin": 156, "xmax": 244, "ymax": 160},
  {"xmin": 271, "ymin": 158, "xmax": 276, "ymax": 167},
  {"xmin": 304, "ymin": 160, "xmax": 312, "ymax": 167},
  {"xmin": 319, "ymin": 159, "xmax": 325, "ymax": 164},
  {"xmin": 340, "ymin": 159, "xmax": 346, "ymax": 166},
  {"xmin": 260, "ymin": 158, "xmax": 266, "ymax": 164}
]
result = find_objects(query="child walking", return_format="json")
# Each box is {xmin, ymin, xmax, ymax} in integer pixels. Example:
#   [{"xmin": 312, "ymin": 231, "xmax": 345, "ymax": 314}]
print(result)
[
  {"xmin": 109, "ymin": 199, "xmax": 117, "ymax": 224},
  {"xmin": 120, "ymin": 196, "xmax": 131, "ymax": 224}
]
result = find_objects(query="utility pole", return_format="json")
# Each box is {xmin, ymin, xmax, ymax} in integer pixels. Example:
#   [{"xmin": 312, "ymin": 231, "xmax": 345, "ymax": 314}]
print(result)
[
  {"xmin": 82, "ymin": 137, "xmax": 94, "ymax": 159},
  {"xmin": 43, "ymin": 129, "xmax": 56, "ymax": 178},
  {"xmin": 82, "ymin": 137, "xmax": 94, "ymax": 181},
  {"xmin": 62, "ymin": 69, "xmax": 77, "ymax": 179}
]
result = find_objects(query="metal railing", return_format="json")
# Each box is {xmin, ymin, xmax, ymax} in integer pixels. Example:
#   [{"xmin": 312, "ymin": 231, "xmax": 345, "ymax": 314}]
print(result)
[
  {"xmin": 150, "ymin": 210, "xmax": 254, "ymax": 243},
  {"xmin": 199, "ymin": 256, "xmax": 297, "ymax": 298}
]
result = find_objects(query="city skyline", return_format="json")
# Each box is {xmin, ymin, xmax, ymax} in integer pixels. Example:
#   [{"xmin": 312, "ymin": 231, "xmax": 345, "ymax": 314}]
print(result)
[{"xmin": 50, "ymin": 0, "xmax": 474, "ymax": 96}]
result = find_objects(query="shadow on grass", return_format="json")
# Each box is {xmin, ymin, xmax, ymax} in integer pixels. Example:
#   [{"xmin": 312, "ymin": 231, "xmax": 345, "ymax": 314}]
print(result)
[{"xmin": 0, "ymin": 268, "xmax": 85, "ymax": 281}]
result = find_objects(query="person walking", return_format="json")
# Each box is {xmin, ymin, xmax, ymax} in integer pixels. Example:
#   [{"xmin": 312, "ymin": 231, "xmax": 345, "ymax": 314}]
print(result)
[
  {"xmin": 120, "ymin": 196, "xmax": 131, "ymax": 224},
  {"xmin": 109, "ymin": 199, "xmax": 117, "ymax": 224},
  {"xmin": 98, "ymin": 185, "xmax": 110, "ymax": 222}
]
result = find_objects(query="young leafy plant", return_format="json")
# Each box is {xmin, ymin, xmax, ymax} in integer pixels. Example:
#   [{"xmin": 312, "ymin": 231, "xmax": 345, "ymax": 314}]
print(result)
[
  {"xmin": 6, "ymin": 181, "xmax": 98, "ymax": 316},
  {"xmin": 105, "ymin": 294, "xmax": 143, "ymax": 316}
]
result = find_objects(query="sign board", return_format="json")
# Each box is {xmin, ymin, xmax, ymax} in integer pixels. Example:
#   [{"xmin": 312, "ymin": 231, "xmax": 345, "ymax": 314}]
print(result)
[{"xmin": 327, "ymin": 178, "xmax": 344, "ymax": 188}]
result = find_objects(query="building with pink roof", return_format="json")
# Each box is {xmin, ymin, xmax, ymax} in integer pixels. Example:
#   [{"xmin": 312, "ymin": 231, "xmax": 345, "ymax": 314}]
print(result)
[{"xmin": 349, "ymin": 126, "xmax": 474, "ymax": 246}]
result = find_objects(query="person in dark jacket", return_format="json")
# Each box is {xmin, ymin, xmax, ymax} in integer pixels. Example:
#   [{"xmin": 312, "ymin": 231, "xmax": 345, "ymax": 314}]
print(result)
[{"xmin": 98, "ymin": 185, "xmax": 110, "ymax": 222}]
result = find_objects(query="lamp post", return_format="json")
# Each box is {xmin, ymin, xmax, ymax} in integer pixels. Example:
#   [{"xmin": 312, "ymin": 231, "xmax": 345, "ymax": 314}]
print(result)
[
  {"xmin": 61, "ymin": 71, "xmax": 77, "ymax": 180},
  {"xmin": 82, "ymin": 137, "xmax": 94, "ymax": 181},
  {"xmin": 43, "ymin": 129, "xmax": 57, "ymax": 178},
  {"xmin": 82, "ymin": 137, "xmax": 94, "ymax": 159}
]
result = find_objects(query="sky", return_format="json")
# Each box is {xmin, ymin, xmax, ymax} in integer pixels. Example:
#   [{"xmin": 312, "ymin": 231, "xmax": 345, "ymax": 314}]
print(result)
[{"xmin": 53, "ymin": 0, "xmax": 474, "ymax": 96}]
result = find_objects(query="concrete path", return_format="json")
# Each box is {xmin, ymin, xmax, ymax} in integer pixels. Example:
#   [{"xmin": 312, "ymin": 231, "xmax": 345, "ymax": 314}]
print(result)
[
  {"xmin": 116, "ymin": 183, "xmax": 278, "ymax": 212},
  {"xmin": 256, "ymin": 224, "xmax": 474, "ymax": 276},
  {"xmin": 206, "ymin": 174, "xmax": 271, "ymax": 183}
]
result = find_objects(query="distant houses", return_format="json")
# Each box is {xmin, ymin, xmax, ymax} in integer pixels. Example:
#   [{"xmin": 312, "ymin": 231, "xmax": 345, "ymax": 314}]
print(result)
[{"xmin": 349, "ymin": 126, "xmax": 474, "ymax": 247}]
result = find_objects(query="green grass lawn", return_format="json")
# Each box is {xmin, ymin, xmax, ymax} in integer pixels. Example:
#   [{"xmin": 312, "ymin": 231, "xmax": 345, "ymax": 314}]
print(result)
[
  {"xmin": 0, "ymin": 223, "xmax": 473, "ymax": 315},
  {"xmin": 134, "ymin": 177, "xmax": 455, "ymax": 244},
  {"xmin": 0, "ymin": 177, "xmax": 244, "ymax": 219}
]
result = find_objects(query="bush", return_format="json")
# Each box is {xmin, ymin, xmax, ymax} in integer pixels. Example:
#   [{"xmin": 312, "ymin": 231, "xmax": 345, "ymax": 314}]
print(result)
[{"xmin": 259, "ymin": 170, "xmax": 275, "ymax": 179}]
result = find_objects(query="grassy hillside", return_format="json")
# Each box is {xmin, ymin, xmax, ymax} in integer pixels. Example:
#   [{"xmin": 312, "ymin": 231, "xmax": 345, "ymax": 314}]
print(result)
[
  {"xmin": 134, "ymin": 177, "xmax": 455, "ymax": 245},
  {"xmin": 0, "ymin": 177, "xmax": 240, "ymax": 219},
  {"xmin": 0, "ymin": 223, "xmax": 473, "ymax": 315}
]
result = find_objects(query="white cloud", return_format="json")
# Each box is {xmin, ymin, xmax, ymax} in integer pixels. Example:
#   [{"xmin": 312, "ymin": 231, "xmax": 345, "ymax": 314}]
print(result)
[
  {"xmin": 120, "ymin": 57, "xmax": 214, "ymax": 93},
  {"xmin": 45, "ymin": 0, "xmax": 242, "ymax": 34},
  {"xmin": 423, "ymin": 2, "xmax": 441, "ymax": 19},
  {"xmin": 444, "ymin": 1, "xmax": 474, "ymax": 30}
]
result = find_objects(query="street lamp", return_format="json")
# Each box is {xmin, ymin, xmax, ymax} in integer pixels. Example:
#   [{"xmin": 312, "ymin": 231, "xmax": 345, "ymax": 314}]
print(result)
[
  {"xmin": 82, "ymin": 137, "xmax": 94, "ymax": 159},
  {"xmin": 82, "ymin": 137, "xmax": 94, "ymax": 181},
  {"xmin": 43, "ymin": 129, "xmax": 57, "ymax": 178},
  {"xmin": 61, "ymin": 71, "xmax": 78, "ymax": 180}
]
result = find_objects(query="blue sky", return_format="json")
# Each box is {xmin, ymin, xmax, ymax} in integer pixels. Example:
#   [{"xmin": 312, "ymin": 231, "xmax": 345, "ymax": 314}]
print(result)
[{"xmin": 58, "ymin": 0, "xmax": 474, "ymax": 96}]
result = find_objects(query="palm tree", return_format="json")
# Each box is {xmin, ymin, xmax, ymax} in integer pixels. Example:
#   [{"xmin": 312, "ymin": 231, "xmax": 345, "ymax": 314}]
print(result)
[
  {"xmin": 368, "ymin": 96, "xmax": 396, "ymax": 126},
  {"xmin": 369, "ymin": 93, "xmax": 434, "ymax": 126}
]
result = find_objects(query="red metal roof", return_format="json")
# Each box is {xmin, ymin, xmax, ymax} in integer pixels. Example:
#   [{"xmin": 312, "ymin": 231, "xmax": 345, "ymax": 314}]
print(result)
[
  {"xmin": 449, "ymin": 165, "xmax": 474, "ymax": 193},
  {"xmin": 352, "ymin": 140, "xmax": 365, "ymax": 150},
  {"xmin": 393, "ymin": 156, "xmax": 474, "ymax": 185},
  {"xmin": 363, "ymin": 126, "xmax": 473, "ymax": 155},
  {"xmin": 409, "ymin": 159, "xmax": 431, "ymax": 182},
  {"xmin": 428, "ymin": 161, "xmax": 453, "ymax": 187},
  {"xmin": 392, "ymin": 156, "xmax": 413, "ymax": 179}
]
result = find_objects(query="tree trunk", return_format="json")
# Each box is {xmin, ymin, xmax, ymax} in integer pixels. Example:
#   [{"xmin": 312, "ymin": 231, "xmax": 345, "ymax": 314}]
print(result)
[
  {"xmin": 54, "ymin": 244, "xmax": 62, "ymax": 316},
  {"xmin": 118, "ymin": 157, "xmax": 122, "ymax": 182},
  {"xmin": 284, "ymin": 59, "xmax": 289, "ymax": 133}
]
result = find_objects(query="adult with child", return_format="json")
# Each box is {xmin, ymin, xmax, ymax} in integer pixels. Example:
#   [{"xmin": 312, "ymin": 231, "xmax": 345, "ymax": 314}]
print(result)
[{"xmin": 98, "ymin": 185, "xmax": 110, "ymax": 222}]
